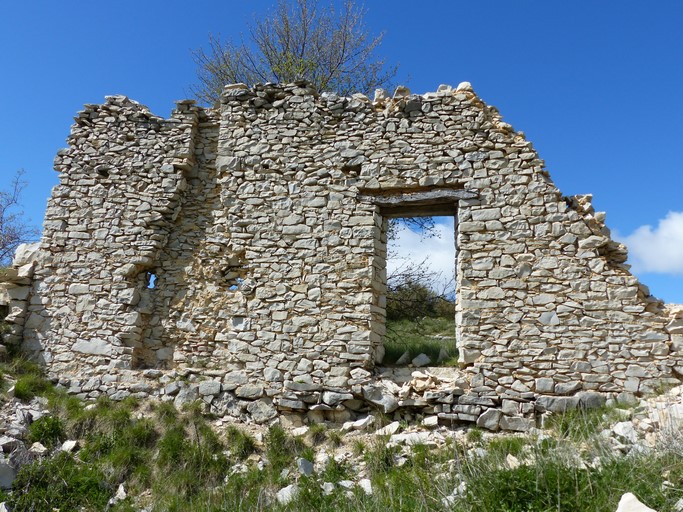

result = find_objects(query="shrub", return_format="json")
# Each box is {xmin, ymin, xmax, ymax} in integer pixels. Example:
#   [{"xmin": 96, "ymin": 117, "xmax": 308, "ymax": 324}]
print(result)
[
  {"xmin": 27, "ymin": 415, "xmax": 65, "ymax": 449},
  {"xmin": 265, "ymin": 424, "xmax": 308, "ymax": 475},
  {"xmin": 225, "ymin": 425, "xmax": 256, "ymax": 460},
  {"xmin": 14, "ymin": 374, "xmax": 51, "ymax": 401},
  {"xmin": 10, "ymin": 452, "xmax": 111, "ymax": 512}
]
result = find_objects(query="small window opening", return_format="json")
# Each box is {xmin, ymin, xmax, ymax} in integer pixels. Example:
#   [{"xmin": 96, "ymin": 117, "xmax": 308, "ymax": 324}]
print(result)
[
  {"xmin": 224, "ymin": 253, "xmax": 247, "ymax": 291},
  {"xmin": 341, "ymin": 163, "xmax": 361, "ymax": 175},
  {"xmin": 146, "ymin": 272, "xmax": 157, "ymax": 289},
  {"xmin": 228, "ymin": 277, "xmax": 244, "ymax": 292},
  {"xmin": 383, "ymin": 215, "xmax": 457, "ymax": 367},
  {"xmin": 0, "ymin": 304, "xmax": 9, "ymax": 321}
]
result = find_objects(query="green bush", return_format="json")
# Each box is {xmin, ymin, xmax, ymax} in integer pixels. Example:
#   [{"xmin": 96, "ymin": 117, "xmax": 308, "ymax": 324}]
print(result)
[
  {"xmin": 10, "ymin": 452, "xmax": 111, "ymax": 512},
  {"xmin": 225, "ymin": 425, "xmax": 257, "ymax": 460},
  {"xmin": 386, "ymin": 280, "xmax": 451, "ymax": 321},
  {"xmin": 27, "ymin": 415, "xmax": 65, "ymax": 449},
  {"xmin": 265, "ymin": 424, "xmax": 308, "ymax": 476},
  {"xmin": 14, "ymin": 373, "xmax": 51, "ymax": 401}
]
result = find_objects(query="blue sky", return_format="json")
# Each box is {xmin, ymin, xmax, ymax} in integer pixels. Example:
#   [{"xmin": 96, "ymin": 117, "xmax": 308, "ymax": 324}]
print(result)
[{"xmin": 1, "ymin": 1, "xmax": 682, "ymax": 302}]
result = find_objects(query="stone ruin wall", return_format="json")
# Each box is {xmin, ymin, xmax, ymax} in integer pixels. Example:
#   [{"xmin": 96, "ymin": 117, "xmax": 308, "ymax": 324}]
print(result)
[{"xmin": 3, "ymin": 81, "xmax": 683, "ymax": 430}]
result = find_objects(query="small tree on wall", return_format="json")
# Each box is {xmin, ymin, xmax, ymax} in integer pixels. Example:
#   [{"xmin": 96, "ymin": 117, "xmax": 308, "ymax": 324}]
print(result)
[
  {"xmin": 190, "ymin": 0, "xmax": 398, "ymax": 104},
  {"xmin": 0, "ymin": 170, "xmax": 40, "ymax": 266}
]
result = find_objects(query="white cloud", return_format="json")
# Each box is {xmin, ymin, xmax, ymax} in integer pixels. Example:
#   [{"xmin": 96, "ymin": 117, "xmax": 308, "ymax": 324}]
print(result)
[
  {"xmin": 616, "ymin": 211, "xmax": 683, "ymax": 275},
  {"xmin": 387, "ymin": 219, "xmax": 456, "ymax": 293}
]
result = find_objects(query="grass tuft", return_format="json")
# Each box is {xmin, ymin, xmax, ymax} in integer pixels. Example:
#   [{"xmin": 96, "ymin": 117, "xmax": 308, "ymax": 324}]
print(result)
[{"xmin": 27, "ymin": 415, "xmax": 65, "ymax": 449}]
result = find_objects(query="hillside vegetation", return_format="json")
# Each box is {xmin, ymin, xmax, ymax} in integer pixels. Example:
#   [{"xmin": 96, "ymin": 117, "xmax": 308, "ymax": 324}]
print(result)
[{"xmin": 2, "ymin": 348, "xmax": 683, "ymax": 511}]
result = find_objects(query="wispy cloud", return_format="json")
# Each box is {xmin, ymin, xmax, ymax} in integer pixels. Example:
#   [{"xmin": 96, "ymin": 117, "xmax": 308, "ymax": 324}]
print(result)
[
  {"xmin": 615, "ymin": 211, "xmax": 683, "ymax": 275},
  {"xmin": 387, "ymin": 219, "xmax": 456, "ymax": 292}
]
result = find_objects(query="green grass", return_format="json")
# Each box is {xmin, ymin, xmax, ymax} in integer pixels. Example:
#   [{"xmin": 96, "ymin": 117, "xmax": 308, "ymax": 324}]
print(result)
[
  {"xmin": 3, "ymin": 348, "xmax": 683, "ymax": 512},
  {"xmin": 27, "ymin": 415, "xmax": 65, "ymax": 449},
  {"xmin": 8, "ymin": 394, "xmax": 683, "ymax": 512},
  {"xmin": 384, "ymin": 317, "xmax": 458, "ymax": 366},
  {"xmin": 11, "ymin": 452, "xmax": 112, "ymax": 512},
  {"xmin": 546, "ymin": 405, "xmax": 623, "ymax": 443}
]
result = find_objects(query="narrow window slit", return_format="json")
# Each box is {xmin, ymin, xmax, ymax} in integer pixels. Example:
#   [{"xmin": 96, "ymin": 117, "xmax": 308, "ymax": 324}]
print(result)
[{"xmin": 146, "ymin": 272, "xmax": 157, "ymax": 289}]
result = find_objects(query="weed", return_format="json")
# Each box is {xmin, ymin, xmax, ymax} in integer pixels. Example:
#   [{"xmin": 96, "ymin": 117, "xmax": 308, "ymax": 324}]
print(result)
[
  {"xmin": 352, "ymin": 439, "xmax": 366, "ymax": 457},
  {"xmin": 308, "ymin": 422, "xmax": 328, "ymax": 444},
  {"xmin": 383, "ymin": 317, "xmax": 458, "ymax": 366},
  {"xmin": 466, "ymin": 427, "xmax": 484, "ymax": 445},
  {"xmin": 487, "ymin": 435, "xmax": 527, "ymax": 457},
  {"xmin": 547, "ymin": 406, "xmax": 620, "ymax": 443},
  {"xmin": 14, "ymin": 373, "xmax": 51, "ymax": 401},
  {"xmin": 457, "ymin": 451, "xmax": 683, "ymax": 512},
  {"xmin": 225, "ymin": 425, "xmax": 257, "ymax": 460},
  {"xmin": 10, "ymin": 452, "xmax": 111, "ymax": 511},
  {"xmin": 321, "ymin": 457, "xmax": 351, "ymax": 483},
  {"xmin": 154, "ymin": 400, "xmax": 179, "ymax": 427},
  {"xmin": 27, "ymin": 415, "xmax": 65, "ymax": 449},
  {"xmin": 327, "ymin": 429, "xmax": 343, "ymax": 447},
  {"xmin": 364, "ymin": 440, "xmax": 399, "ymax": 477}
]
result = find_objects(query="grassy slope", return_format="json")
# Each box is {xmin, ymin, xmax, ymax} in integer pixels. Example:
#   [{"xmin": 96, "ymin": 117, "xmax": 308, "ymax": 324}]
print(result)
[
  {"xmin": 2, "ymin": 354, "xmax": 683, "ymax": 511},
  {"xmin": 384, "ymin": 317, "xmax": 458, "ymax": 366}
]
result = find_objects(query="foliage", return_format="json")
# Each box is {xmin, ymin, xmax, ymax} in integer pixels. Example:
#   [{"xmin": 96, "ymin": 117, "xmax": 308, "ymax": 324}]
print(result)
[
  {"xmin": 384, "ymin": 316, "xmax": 457, "ymax": 365},
  {"xmin": 0, "ymin": 170, "xmax": 39, "ymax": 266},
  {"xmin": 1, "ymin": 353, "xmax": 52, "ymax": 400},
  {"xmin": 11, "ymin": 452, "xmax": 111, "ymax": 512},
  {"xmin": 191, "ymin": 0, "xmax": 397, "ymax": 104},
  {"xmin": 458, "ymin": 451, "xmax": 683, "ymax": 512},
  {"xmin": 7, "ymin": 386, "xmax": 683, "ymax": 512},
  {"xmin": 546, "ymin": 405, "xmax": 624, "ymax": 443},
  {"xmin": 27, "ymin": 415, "xmax": 65, "ymax": 449},
  {"xmin": 225, "ymin": 425, "xmax": 257, "ymax": 460},
  {"xmin": 265, "ymin": 424, "xmax": 309, "ymax": 476},
  {"xmin": 386, "ymin": 279, "xmax": 454, "ymax": 322},
  {"xmin": 14, "ymin": 374, "xmax": 51, "ymax": 401}
]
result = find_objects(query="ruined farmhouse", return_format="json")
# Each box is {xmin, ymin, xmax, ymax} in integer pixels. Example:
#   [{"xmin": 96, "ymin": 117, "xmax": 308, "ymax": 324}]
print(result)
[{"xmin": 1, "ymin": 81, "xmax": 682, "ymax": 430}]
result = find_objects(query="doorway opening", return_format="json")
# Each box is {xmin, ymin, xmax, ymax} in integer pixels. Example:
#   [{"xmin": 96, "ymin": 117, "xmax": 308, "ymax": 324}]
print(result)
[{"xmin": 383, "ymin": 215, "xmax": 457, "ymax": 366}]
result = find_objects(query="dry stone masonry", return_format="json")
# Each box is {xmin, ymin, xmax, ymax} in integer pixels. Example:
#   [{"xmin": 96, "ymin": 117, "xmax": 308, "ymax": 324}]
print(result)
[{"xmin": 2, "ymin": 81, "xmax": 683, "ymax": 431}]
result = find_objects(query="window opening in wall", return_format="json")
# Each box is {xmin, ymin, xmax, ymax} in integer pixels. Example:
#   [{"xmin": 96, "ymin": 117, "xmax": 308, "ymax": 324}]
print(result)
[
  {"xmin": 228, "ymin": 278, "xmax": 244, "ymax": 292},
  {"xmin": 0, "ymin": 304, "xmax": 8, "ymax": 322},
  {"xmin": 383, "ymin": 215, "xmax": 457, "ymax": 367},
  {"xmin": 223, "ymin": 253, "xmax": 247, "ymax": 292},
  {"xmin": 146, "ymin": 272, "xmax": 157, "ymax": 289}
]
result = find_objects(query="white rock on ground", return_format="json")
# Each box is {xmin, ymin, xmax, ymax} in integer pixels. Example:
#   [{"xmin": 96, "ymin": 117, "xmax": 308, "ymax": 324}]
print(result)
[
  {"xmin": 616, "ymin": 492, "xmax": 657, "ymax": 512},
  {"xmin": 276, "ymin": 484, "xmax": 298, "ymax": 505},
  {"xmin": 296, "ymin": 457, "xmax": 314, "ymax": 476},
  {"xmin": 60, "ymin": 440, "xmax": 79, "ymax": 453},
  {"xmin": 359, "ymin": 478, "xmax": 373, "ymax": 495},
  {"xmin": 375, "ymin": 421, "xmax": 400, "ymax": 436},
  {"xmin": 412, "ymin": 353, "xmax": 431, "ymax": 367}
]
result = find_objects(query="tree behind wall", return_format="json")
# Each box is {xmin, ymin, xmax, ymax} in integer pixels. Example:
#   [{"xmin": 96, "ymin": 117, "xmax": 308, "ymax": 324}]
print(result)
[
  {"xmin": 0, "ymin": 170, "xmax": 39, "ymax": 266},
  {"xmin": 190, "ymin": 0, "xmax": 398, "ymax": 104}
]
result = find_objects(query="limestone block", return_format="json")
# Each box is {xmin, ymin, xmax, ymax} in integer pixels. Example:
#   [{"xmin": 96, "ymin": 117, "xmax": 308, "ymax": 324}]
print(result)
[
  {"xmin": 235, "ymin": 385, "xmax": 264, "ymax": 399},
  {"xmin": 12, "ymin": 243, "xmax": 40, "ymax": 267},
  {"xmin": 246, "ymin": 400, "xmax": 278, "ymax": 424},
  {"xmin": 499, "ymin": 416, "xmax": 533, "ymax": 432},
  {"xmin": 476, "ymin": 408, "xmax": 502, "ymax": 431},
  {"xmin": 72, "ymin": 339, "xmax": 112, "ymax": 356},
  {"xmin": 198, "ymin": 380, "xmax": 222, "ymax": 396}
]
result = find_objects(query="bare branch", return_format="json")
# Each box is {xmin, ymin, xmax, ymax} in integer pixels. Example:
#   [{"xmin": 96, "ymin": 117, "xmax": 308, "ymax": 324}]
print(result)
[
  {"xmin": 190, "ymin": 0, "xmax": 398, "ymax": 104},
  {"xmin": 0, "ymin": 170, "xmax": 40, "ymax": 266}
]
